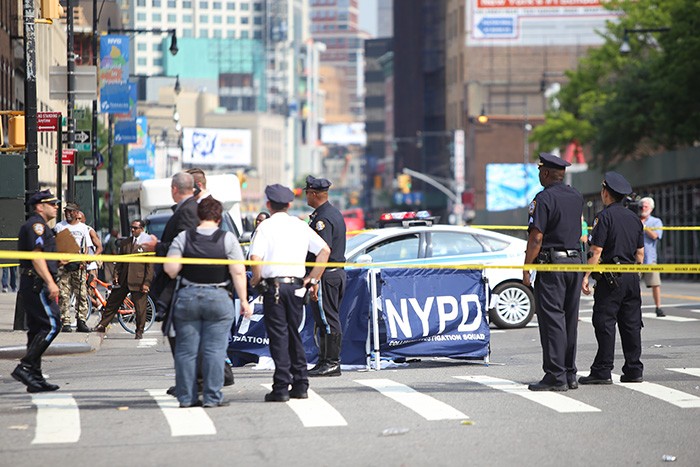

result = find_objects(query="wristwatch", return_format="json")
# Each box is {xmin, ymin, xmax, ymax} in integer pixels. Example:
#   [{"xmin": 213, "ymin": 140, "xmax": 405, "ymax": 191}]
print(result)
[{"xmin": 309, "ymin": 277, "xmax": 319, "ymax": 286}]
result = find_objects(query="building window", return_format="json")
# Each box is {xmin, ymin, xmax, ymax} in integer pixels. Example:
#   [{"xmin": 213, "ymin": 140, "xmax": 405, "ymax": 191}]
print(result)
[
  {"xmin": 253, "ymin": 16, "xmax": 262, "ymax": 25},
  {"xmin": 137, "ymin": 43, "xmax": 147, "ymax": 51},
  {"xmin": 136, "ymin": 12, "xmax": 147, "ymax": 21},
  {"xmin": 253, "ymin": 30, "xmax": 262, "ymax": 39},
  {"xmin": 153, "ymin": 43, "xmax": 162, "ymax": 51},
  {"xmin": 227, "ymin": 16, "xmax": 235, "ymax": 24},
  {"xmin": 183, "ymin": 0, "xmax": 192, "ymax": 7},
  {"xmin": 213, "ymin": 29, "xmax": 222, "ymax": 38},
  {"xmin": 137, "ymin": 0, "xmax": 146, "ymax": 6},
  {"xmin": 200, "ymin": 15, "xmax": 209, "ymax": 23},
  {"xmin": 168, "ymin": 14, "xmax": 176, "ymax": 22},
  {"xmin": 199, "ymin": 29, "xmax": 209, "ymax": 38},
  {"xmin": 227, "ymin": 2, "xmax": 236, "ymax": 9},
  {"xmin": 212, "ymin": 1, "xmax": 222, "ymax": 8},
  {"xmin": 240, "ymin": 30, "xmax": 249, "ymax": 39},
  {"xmin": 138, "ymin": 58, "xmax": 147, "ymax": 66},
  {"xmin": 152, "ymin": 13, "xmax": 162, "ymax": 21},
  {"xmin": 227, "ymin": 30, "xmax": 236, "ymax": 38},
  {"xmin": 240, "ymin": 2, "xmax": 249, "ymax": 10},
  {"xmin": 241, "ymin": 17, "xmax": 249, "ymax": 24},
  {"xmin": 168, "ymin": 0, "xmax": 177, "ymax": 7},
  {"xmin": 200, "ymin": 1, "xmax": 208, "ymax": 8},
  {"xmin": 183, "ymin": 29, "xmax": 193, "ymax": 37},
  {"xmin": 213, "ymin": 16, "xmax": 222, "ymax": 24},
  {"xmin": 154, "ymin": 58, "xmax": 163, "ymax": 67},
  {"xmin": 254, "ymin": 2, "xmax": 262, "ymax": 11},
  {"xmin": 152, "ymin": 0, "xmax": 161, "ymax": 6},
  {"xmin": 183, "ymin": 14, "xmax": 192, "ymax": 21}
]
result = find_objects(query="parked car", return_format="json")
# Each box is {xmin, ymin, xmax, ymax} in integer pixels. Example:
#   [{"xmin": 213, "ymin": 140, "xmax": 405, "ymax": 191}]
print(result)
[{"xmin": 345, "ymin": 219, "xmax": 534, "ymax": 329}]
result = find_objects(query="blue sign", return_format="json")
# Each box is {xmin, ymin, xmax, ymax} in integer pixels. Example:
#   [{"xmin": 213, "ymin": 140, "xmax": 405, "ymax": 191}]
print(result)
[
  {"xmin": 114, "ymin": 120, "xmax": 137, "ymax": 144},
  {"xmin": 99, "ymin": 35, "xmax": 130, "ymax": 114},
  {"xmin": 379, "ymin": 268, "xmax": 489, "ymax": 359},
  {"xmin": 100, "ymin": 83, "xmax": 130, "ymax": 113},
  {"xmin": 477, "ymin": 17, "xmax": 514, "ymax": 36}
]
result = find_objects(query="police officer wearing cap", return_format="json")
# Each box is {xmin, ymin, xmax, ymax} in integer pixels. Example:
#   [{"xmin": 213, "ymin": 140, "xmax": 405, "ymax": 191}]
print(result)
[
  {"xmin": 524, "ymin": 153, "xmax": 584, "ymax": 392},
  {"xmin": 579, "ymin": 172, "xmax": 645, "ymax": 385},
  {"xmin": 11, "ymin": 190, "xmax": 63, "ymax": 393},
  {"xmin": 249, "ymin": 184, "xmax": 330, "ymax": 402},
  {"xmin": 304, "ymin": 175, "xmax": 347, "ymax": 377}
]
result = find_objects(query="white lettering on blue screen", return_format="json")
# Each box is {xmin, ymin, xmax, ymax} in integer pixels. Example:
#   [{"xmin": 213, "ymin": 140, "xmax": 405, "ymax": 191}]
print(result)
[{"xmin": 384, "ymin": 294, "xmax": 482, "ymax": 339}]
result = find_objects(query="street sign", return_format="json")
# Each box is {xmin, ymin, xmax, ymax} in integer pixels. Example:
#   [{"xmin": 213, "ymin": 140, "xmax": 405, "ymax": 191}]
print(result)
[
  {"xmin": 453, "ymin": 130, "xmax": 465, "ymax": 193},
  {"xmin": 37, "ymin": 112, "xmax": 61, "ymax": 132},
  {"xmin": 83, "ymin": 158, "xmax": 96, "ymax": 168},
  {"xmin": 61, "ymin": 130, "xmax": 92, "ymax": 151},
  {"xmin": 55, "ymin": 149, "xmax": 77, "ymax": 165},
  {"xmin": 49, "ymin": 66, "xmax": 98, "ymax": 100},
  {"xmin": 475, "ymin": 16, "xmax": 515, "ymax": 38}
]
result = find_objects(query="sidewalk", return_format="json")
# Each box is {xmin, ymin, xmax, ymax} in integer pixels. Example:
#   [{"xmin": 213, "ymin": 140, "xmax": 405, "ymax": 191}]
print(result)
[{"xmin": 0, "ymin": 291, "xmax": 104, "ymax": 360}]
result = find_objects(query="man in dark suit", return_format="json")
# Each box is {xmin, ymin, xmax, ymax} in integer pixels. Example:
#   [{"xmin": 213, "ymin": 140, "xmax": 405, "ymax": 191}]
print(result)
[{"xmin": 93, "ymin": 219, "xmax": 154, "ymax": 339}]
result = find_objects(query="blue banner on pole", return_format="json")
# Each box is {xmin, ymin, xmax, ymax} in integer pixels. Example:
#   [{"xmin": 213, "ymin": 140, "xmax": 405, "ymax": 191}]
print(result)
[
  {"xmin": 379, "ymin": 268, "xmax": 489, "ymax": 359},
  {"xmin": 114, "ymin": 120, "xmax": 137, "ymax": 144},
  {"xmin": 100, "ymin": 83, "xmax": 130, "ymax": 113},
  {"xmin": 99, "ymin": 35, "xmax": 130, "ymax": 114}
]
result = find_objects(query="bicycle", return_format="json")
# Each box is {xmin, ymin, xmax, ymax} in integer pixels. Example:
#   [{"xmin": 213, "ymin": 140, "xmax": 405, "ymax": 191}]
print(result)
[{"xmin": 78, "ymin": 275, "xmax": 156, "ymax": 334}]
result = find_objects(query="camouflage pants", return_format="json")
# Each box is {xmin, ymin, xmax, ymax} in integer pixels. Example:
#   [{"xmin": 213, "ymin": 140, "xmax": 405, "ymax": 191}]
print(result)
[{"xmin": 59, "ymin": 267, "xmax": 89, "ymax": 324}]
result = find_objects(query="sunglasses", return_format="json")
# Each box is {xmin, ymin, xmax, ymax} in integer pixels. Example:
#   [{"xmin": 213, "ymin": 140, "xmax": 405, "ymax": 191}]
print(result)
[{"xmin": 130, "ymin": 226, "xmax": 142, "ymax": 230}]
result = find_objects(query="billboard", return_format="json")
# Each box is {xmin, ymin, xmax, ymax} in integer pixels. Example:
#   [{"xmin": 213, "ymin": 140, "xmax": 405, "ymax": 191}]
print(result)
[
  {"xmin": 486, "ymin": 163, "xmax": 542, "ymax": 212},
  {"xmin": 321, "ymin": 123, "xmax": 367, "ymax": 146},
  {"xmin": 182, "ymin": 128, "xmax": 252, "ymax": 166},
  {"xmin": 467, "ymin": 0, "xmax": 620, "ymax": 46}
]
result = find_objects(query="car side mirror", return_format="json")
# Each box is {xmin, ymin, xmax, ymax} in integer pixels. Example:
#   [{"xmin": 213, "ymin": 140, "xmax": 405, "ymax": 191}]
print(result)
[{"xmin": 355, "ymin": 254, "xmax": 373, "ymax": 264}]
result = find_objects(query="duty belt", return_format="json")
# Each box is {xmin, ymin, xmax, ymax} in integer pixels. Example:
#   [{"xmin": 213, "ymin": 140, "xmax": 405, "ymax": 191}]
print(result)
[
  {"xmin": 550, "ymin": 249, "xmax": 580, "ymax": 258},
  {"xmin": 263, "ymin": 277, "xmax": 304, "ymax": 304},
  {"xmin": 180, "ymin": 277, "xmax": 231, "ymax": 289}
]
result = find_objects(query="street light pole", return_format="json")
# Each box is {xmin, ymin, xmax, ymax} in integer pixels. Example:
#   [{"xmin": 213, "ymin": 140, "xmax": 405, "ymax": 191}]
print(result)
[
  {"xmin": 22, "ymin": 0, "xmax": 39, "ymax": 211},
  {"xmin": 66, "ymin": 0, "xmax": 76, "ymax": 202},
  {"xmin": 91, "ymin": 0, "xmax": 99, "ymax": 229}
]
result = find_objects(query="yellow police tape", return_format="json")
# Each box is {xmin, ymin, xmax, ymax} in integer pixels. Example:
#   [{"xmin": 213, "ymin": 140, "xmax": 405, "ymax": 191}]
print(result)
[{"xmin": 0, "ymin": 249, "xmax": 699, "ymax": 273}]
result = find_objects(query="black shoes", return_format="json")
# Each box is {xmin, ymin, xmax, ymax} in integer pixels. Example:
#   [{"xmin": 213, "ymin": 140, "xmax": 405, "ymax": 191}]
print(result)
[
  {"xmin": 309, "ymin": 362, "xmax": 341, "ymax": 377},
  {"xmin": 620, "ymin": 374, "xmax": 643, "ymax": 383},
  {"xmin": 61, "ymin": 324, "xmax": 73, "ymax": 333},
  {"xmin": 166, "ymin": 385, "xmax": 177, "ymax": 396},
  {"xmin": 264, "ymin": 391, "xmax": 290, "ymax": 402},
  {"xmin": 93, "ymin": 324, "xmax": 106, "ymax": 333},
  {"xmin": 578, "ymin": 375, "xmax": 613, "ymax": 385},
  {"xmin": 567, "ymin": 379, "xmax": 579, "ymax": 390},
  {"xmin": 11, "ymin": 364, "xmax": 59, "ymax": 393},
  {"xmin": 527, "ymin": 381, "xmax": 568, "ymax": 392},
  {"xmin": 204, "ymin": 400, "xmax": 231, "ymax": 408},
  {"xmin": 179, "ymin": 400, "xmax": 203, "ymax": 408},
  {"xmin": 76, "ymin": 320, "xmax": 91, "ymax": 333},
  {"xmin": 289, "ymin": 387, "xmax": 309, "ymax": 399},
  {"xmin": 655, "ymin": 308, "xmax": 666, "ymax": 317}
]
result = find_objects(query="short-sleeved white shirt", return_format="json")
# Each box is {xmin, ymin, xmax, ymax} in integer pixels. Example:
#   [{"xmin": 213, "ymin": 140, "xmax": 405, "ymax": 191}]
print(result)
[{"xmin": 249, "ymin": 212, "xmax": 327, "ymax": 279}]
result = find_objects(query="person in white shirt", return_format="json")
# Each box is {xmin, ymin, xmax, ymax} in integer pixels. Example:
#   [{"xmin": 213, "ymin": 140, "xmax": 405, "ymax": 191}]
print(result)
[{"xmin": 249, "ymin": 184, "xmax": 330, "ymax": 402}]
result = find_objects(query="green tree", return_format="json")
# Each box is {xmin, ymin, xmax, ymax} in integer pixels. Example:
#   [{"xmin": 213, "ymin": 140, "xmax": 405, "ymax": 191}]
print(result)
[{"xmin": 530, "ymin": 0, "xmax": 700, "ymax": 168}]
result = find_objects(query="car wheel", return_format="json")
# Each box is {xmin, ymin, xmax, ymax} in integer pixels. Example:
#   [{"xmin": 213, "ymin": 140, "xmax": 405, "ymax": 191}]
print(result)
[{"xmin": 489, "ymin": 282, "xmax": 535, "ymax": 329}]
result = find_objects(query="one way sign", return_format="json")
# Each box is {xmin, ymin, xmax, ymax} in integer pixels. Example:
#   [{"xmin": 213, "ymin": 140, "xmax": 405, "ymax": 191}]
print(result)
[{"xmin": 62, "ymin": 130, "xmax": 92, "ymax": 151}]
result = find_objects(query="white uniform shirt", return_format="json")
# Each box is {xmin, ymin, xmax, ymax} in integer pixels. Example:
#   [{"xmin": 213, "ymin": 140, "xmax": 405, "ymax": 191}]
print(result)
[{"xmin": 249, "ymin": 211, "xmax": 327, "ymax": 279}]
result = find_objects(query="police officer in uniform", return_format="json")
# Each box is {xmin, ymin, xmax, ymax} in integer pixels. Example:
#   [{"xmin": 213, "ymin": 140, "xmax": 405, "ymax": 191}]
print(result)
[
  {"xmin": 249, "ymin": 184, "xmax": 330, "ymax": 402},
  {"xmin": 11, "ymin": 190, "xmax": 62, "ymax": 393},
  {"xmin": 523, "ymin": 153, "xmax": 584, "ymax": 392},
  {"xmin": 304, "ymin": 175, "xmax": 347, "ymax": 377},
  {"xmin": 579, "ymin": 172, "xmax": 645, "ymax": 385}
]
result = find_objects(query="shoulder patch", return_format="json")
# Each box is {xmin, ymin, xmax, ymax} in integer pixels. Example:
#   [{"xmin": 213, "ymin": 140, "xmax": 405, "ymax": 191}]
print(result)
[
  {"xmin": 32, "ymin": 223, "xmax": 45, "ymax": 236},
  {"xmin": 528, "ymin": 200, "xmax": 536, "ymax": 216},
  {"xmin": 592, "ymin": 217, "xmax": 598, "ymax": 229},
  {"xmin": 315, "ymin": 220, "xmax": 326, "ymax": 231}
]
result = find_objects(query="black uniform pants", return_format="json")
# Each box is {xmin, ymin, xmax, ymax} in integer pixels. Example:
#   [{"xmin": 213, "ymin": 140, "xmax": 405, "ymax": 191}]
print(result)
[
  {"xmin": 534, "ymin": 262, "xmax": 583, "ymax": 385},
  {"xmin": 19, "ymin": 274, "xmax": 61, "ymax": 367},
  {"xmin": 590, "ymin": 273, "xmax": 643, "ymax": 378},
  {"xmin": 262, "ymin": 282, "xmax": 308, "ymax": 394},
  {"xmin": 310, "ymin": 268, "xmax": 346, "ymax": 336}
]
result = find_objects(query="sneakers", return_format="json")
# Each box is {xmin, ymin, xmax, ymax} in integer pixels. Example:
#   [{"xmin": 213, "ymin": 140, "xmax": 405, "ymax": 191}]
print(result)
[
  {"xmin": 75, "ymin": 320, "xmax": 91, "ymax": 333},
  {"xmin": 2, "ymin": 287, "xmax": 7, "ymax": 293},
  {"xmin": 655, "ymin": 308, "xmax": 666, "ymax": 317}
]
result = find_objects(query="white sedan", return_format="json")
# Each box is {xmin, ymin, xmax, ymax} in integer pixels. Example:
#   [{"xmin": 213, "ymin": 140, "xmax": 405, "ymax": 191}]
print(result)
[{"xmin": 345, "ymin": 223, "xmax": 534, "ymax": 328}]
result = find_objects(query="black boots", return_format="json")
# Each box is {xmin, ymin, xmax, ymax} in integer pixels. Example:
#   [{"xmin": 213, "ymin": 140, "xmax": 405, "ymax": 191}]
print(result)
[
  {"xmin": 308, "ymin": 334, "xmax": 328, "ymax": 373},
  {"xmin": 309, "ymin": 333, "xmax": 341, "ymax": 377},
  {"xmin": 12, "ymin": 333, "xmax": 59, "ymax": 393},
  {"xmin": 76, "ymin": 319, "xmax": 91, "ymax": 333}
]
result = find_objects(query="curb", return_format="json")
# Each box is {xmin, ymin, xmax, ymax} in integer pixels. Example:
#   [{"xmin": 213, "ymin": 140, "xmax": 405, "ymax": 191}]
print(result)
[{"xmin": 0, "ymin": 332, "xmax": 104, "ymax": 360}]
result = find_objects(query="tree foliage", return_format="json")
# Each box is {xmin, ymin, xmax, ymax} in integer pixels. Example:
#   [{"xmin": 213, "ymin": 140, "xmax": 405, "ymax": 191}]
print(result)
[{"xmin": 530, "ymin": 0, "xmax": 700, "ymax": 168}]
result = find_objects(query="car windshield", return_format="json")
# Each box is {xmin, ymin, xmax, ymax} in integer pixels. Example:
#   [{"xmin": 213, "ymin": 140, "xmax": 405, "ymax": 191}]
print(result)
[{"xmin": 346, "ymin": 232, "xmax": 378, "ymax": 255}]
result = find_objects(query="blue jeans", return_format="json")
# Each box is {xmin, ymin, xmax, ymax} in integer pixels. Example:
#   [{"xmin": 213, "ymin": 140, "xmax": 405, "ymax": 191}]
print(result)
[
  {"xmin": 173, "ymin": 286, "xmax": 234, "ymax": 406},
  {"xmin": 2, "ymin": 266, "xmax": 17, "ymax": 290}
]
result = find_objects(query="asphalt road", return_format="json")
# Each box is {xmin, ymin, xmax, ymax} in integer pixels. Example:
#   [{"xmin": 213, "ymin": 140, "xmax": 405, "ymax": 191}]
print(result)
[{"xmin": 1, "ymin": 282, "xmax": 699, "ymax": 466}]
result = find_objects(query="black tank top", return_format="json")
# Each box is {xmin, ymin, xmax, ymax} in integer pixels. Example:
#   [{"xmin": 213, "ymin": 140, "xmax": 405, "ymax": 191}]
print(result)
[{"xmin": 180, "ymin": 228, "xmax": 228, "ymax": 284}]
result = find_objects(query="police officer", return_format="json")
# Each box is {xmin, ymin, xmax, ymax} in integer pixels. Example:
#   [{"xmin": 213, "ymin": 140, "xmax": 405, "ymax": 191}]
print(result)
[
  {"xmin": 523, "ymin": 153, "xmax": 584, "ymax": 392},
  {"xmin": 304, "ymin": 175, "xmax": 347, "ymax": 377},
  {"xmin": 11, "ymin": 190, "xmax": 62, "ymax": 393},
  {"xmin": 579, "ymin": 172, "xmax": 645, "ymax": 385},
  {"xmin": 249, "ymin": 184, "xmax": 330, "ymax": 402}
]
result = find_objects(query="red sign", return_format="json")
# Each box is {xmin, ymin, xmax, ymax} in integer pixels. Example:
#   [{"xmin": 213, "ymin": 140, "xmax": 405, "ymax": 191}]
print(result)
[
  {"xmin": 37, "ymin": 112, "xmax": 61, "ymax": 132},
  {"xmin": 55, "ymin": 149, "xmax": 77, "ymax": 165}
]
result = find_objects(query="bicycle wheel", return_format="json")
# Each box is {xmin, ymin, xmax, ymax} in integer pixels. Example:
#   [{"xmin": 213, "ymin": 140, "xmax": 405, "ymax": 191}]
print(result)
[{"xmin": 118, "ymin": 294, "xmax": 156, "ymax": 334}]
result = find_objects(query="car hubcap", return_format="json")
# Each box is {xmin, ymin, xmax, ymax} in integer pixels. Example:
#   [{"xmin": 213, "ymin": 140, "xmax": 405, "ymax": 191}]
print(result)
[{"xmin": 495, "ymin": 288, "xmax": 531, "ymax": 325}]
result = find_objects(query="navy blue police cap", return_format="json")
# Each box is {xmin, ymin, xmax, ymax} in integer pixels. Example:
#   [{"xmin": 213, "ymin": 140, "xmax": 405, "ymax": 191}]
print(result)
[
  {"xmin": 265, "ymin": 184, "xmax": 295, "ymax": 204},
  {"xmin": 28, "ymin": 189, "xmax": 60, "ymax": 206},
  {"xmin": 537, "ymin": 152, "xmax": 571, "ymax": 170},
  {"xmin": 602, "ymin": 171, "xmax": 632, "ymax": 196},
  {"xmin": 304, "ymin": 175, "xmax": 332, "ymax": 191}
]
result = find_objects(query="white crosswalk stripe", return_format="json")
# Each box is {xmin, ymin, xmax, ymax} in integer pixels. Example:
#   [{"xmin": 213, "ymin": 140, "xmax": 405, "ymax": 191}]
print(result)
[
  {"xmin": 641, "ymin": 313, "xmax": 698, "ymax": 322},
  {"xmin": 667, "ymin": 368, "xmax": 700, "ymax": 378},
  {"xmin": 137, "ymin": 338, "xmax": 158, "ymax": 348},
  {"xmin": 610, "ymin": 374, "xmax": 700, "ymax": 408},
  {"xmin": 261, "ymin": 384, "xmax": 347, "ymax": 427},
  {"xmin": 146, "ymin": 389, "xmax": 217, "ymax": 436},
  {"xmin": 356, "ymin": 378, "xmax": 469, "ymax": 420},
  {"xmin": 31, "ymin": 393, "xmax": 81, "ymax": 444},
  {"xmin": 454, "ymin": 375, "xmax": 601, "ymax": 413}
]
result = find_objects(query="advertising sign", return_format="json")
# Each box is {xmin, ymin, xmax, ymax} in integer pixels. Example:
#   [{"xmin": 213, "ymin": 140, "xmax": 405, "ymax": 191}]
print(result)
[
  {"xmin": 182, "ymin": 128, "xmax": 252, "ymax": 166},
  {"xmin": 114, "ymin": 120, "xmax": 138, "ymax": 144},
  {"xmin": 467, "ymin": 0, "xmax": 619, "ymax": 46},
  {"xmin": 486, "ymin": 163, "xmax": 542, "ymax": 211},
  {"xmin": 99, "ymin": 35, "xmax": 130, "ymax": 113}
]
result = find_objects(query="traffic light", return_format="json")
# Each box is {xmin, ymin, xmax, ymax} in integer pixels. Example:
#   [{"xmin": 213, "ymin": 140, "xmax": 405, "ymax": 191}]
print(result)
[
  {"xmin": 397, "ymin": 174, "xmax": 412, "ymax": 194},
  {"xmin": 40, "ymin": 0, "xmax": 64, "ymax": 20},
  {"xmin": 293, "ymin": 187, "xmax": 304, "ymax": 198},
  {"xmin": 236, "ymin": 171, "xmax": 248, "ymax": 189},
  {"xmin": 8, "ymin": 115, "xmax": 25, "ymax": 147}
]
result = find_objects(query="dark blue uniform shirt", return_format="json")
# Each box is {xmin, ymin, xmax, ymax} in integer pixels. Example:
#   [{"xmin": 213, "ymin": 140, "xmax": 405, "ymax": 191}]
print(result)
[
  {"xmin": 589, "ymin": 202, "xmax": 644, "ymax": 264},
  {"xmin": 18, "ymin": 214, "xmax": 58, "ymax": 275},
  {"xmin": 308, "ymin": 201, "xmax": 346, "ymax": 264},
  {"xmin": 528, "ymin": 182, "xmax": 583, "ymax": 250}
]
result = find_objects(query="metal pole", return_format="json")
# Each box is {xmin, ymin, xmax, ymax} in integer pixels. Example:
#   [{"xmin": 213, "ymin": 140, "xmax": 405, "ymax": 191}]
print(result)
[
  {"xmin": 56, "ymin": 123, "xmax": 63, "ymax": 221},
  {"xmin": 107, "ymin": 114, "xmax": 114, "ymax": 232},
  {"xmin": 22, "ymin": 0, "xmax": 38, "ymax": 214},
  {"xmin": 66, "ymin": 0, "xmax": 76, "ymax": 202},
  {"xmin": 91, "ymin": 0, "xmax": 99, "ymax": 230}
]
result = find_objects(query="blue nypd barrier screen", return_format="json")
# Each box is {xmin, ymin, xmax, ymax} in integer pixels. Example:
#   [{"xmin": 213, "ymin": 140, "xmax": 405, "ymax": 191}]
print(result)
[{"xmin": 379, "ymin": 268, "xmax": 489, "ymax": 359}]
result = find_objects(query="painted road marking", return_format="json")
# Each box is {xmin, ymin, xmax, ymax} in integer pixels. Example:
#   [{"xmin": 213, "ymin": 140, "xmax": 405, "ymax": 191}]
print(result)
[
  {"xmin": 610, "ymin": 374, "xmax": 700, "ymax": 408},
  {"xmin": 137, "ymin": 338, "xmax": 158, "ymax": 348},
  {"xmin": 667, "ymin": 368, "xmax": 700, "ymax": 378},
  {"xmin": 641, "ymin": 313, "xmax": 698, "ymax": 322},
  {"xmin": 31, "ymin": 393, "xmax": 80, "ymax": 444},
  {"xmin": 455, "ymin": 375, "xmax": 600, "ymax": 413},
  {"xmin": 146, "ymin": 389, "xmax": 216, "ymax": 436},
  {"xmin": 261, "ymin": 384, "xmax": 347, "ymax": 427},
  {"xmin": 356, "ymin": 379, "xmax": 468, "ymax": 420}
]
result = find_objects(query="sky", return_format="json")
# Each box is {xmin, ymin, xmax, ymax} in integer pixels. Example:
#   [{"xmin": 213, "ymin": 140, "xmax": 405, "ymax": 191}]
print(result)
[{"xmin": 358, "ymin": 0, "xmax": 378, "ymax": 37}]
